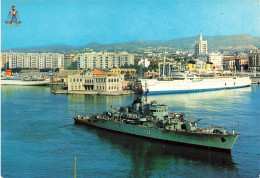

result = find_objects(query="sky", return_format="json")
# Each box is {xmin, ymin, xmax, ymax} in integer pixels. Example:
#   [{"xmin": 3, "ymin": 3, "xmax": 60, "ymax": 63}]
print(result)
[{"xmin": 1, "ymin": 0, "xmax": 260, "ymax": 50}]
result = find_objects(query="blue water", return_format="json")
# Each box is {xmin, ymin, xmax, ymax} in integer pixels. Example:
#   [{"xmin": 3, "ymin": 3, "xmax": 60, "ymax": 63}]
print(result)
[{"xmin": 1, "ymin": 85, "xmax": 260, "ymax": 177}]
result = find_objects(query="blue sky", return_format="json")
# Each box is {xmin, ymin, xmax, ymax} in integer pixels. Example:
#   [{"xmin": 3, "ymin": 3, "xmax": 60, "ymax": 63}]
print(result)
[{"xmin": 1, "ymin": 0, "xmax": 260, "ymax": 50}]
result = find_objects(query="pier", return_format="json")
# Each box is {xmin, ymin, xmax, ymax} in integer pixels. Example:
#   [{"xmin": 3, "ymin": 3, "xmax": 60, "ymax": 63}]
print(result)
[{"xmin": 52, "ymin": 90, "xmax": 139, "ymax": 95}]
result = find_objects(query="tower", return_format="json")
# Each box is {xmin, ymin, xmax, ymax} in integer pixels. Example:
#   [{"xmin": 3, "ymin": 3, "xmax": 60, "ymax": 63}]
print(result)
[
  {"xmin": 194, "ymin": 31, "xmax": 208, "ymax": 58},
  {"xmin": 199, "ymin": 31, "xmax": 202, "ymax": 41}
]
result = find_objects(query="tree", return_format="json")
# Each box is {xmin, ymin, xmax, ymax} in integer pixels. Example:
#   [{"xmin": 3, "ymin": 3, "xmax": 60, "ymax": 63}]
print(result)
[
  {"xmin": 148, "ymin": 61, "xmax": 159, "ymax": 71},
  {"xmin": 66, "ymin": 65, "xmax": 77, "ymax": 70},
  {"xmin": 125, "ymin": 71, "xmax": 130, "ymax": 79},
  {"xmin": 123, "ymin": 63, "xmax": 129, "ymax": 68}
]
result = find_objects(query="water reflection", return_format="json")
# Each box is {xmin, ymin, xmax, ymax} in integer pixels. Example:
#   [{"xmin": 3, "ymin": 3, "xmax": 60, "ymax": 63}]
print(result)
[
  {"xmin": 77, "ymin": 124, "xmax": 238, "ymax": 177},
  {"xmin": 67, "ymin": 94, "xmax": 138, "ymax": 115},
  {"xmin": 1, "ymin": 85, "xmax": 51, "ymax": 100},
  {"xmin": 147, "ymin": 87, "xmax": 252, "ymax": 110}
]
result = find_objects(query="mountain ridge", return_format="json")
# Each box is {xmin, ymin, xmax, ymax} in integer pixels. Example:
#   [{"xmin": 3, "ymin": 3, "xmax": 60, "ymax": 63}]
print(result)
[{"xmin": 4, "ymin": 34, "xmax": 260, "ymax": 53}]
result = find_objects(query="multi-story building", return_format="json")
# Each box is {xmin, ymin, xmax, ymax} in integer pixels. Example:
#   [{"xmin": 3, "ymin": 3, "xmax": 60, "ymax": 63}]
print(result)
[
  {"xmin": 5, "ymin": 52, "xmax": 64, "ymax": 69},
  {"xmin": 235, "ymin": 57, "xmax": 248, "ymax": 71},
  {"xmin": 110, "ymin": 68, "xmax": 136, "ymax": 79},
  {"xmin": 53, "ymin": 70, "xmax": 83, "ymax": 83},
  {"xmin": 194, "ymin": 31, "xmax": 208, "ymax": 57},
  {"xmin": 138, "ymin": 58, "xmax": 150, "ymax": 68},
  {"xmin": 68, "ymin": 69, "xmax": 124, "ymax": 91},
  {"xmin": 1, "ymin": 54, "xmax": 7, "ymax": 68},
  {"xmin": 64, "ymin": 54, "xmax": 76, "ymax": 69},
  {"xmin": 248, "ymin": 50, "xmax": 260, "ymax": 71},
  {"xmin": 76, "ymin": 52, "xmax": 134, "ymax": 69},
  {"xmin": 207, "ymin": 53, "xmax": 223, "ymax": 70},
  {"xmin": 223, "ymin": 56, "xmax": 236, "ymax": 70}
]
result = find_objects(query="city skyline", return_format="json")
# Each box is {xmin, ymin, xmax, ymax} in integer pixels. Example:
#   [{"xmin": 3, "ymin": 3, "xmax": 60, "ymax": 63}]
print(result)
[{"xmin": 1, "ymin": 0, "xmax": 260, "ymax": 50}]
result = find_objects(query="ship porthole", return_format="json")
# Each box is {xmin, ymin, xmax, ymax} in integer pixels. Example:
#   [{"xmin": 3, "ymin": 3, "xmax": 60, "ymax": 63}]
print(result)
[{"xmin": 221, "ymin": 137, "xmax": 226, "ymax": 142}]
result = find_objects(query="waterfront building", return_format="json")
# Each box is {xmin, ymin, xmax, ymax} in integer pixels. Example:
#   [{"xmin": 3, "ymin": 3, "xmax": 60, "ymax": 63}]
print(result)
[
  {"xmin": 223, "ymin": 56, "xmax": 236, "ymax": 70},
  {"xmin": 235, "ymin": 57, "xmax": 248, "ymax": 71},
  {"xmin": 223, "ymin": 56, "xmax": 248, "ymax": 71},
  {"xmin": 53, "ymin": 70, "xmax": 83, "ymax": 83},
  {"xmin": 1, "ymin": 54, "xmax": 7, "ymax": 68},
  {"xmin": 59, "ymin": 70, "xmax": 83, "ymax": 75},
  {"xmin": 4, "ymin": 52, "xmax": 64, "ymax": 69},
  {"xmin": 248, "ymin": 50, "xmax": 260, "ymax": 71},
  {"xmin": 68, "ymin": 69, "xmax": 124, "ymax": 91},
  {"xmin": 207, "ymin": 53, "xmax": 223, "ymax": 70},
  {"xmin": 194, "ymin": 31, "xmax": 208, "ymax": 57},
  {"xmin": 110, "ymin": 68, "xmax": 136, "ymax": 79},
  {"xmin": 76, "ymin": 52, "xmax": 134, "ymax": 70},
  {"xmin": 138, "ymin": 58, "xmax": 150, "ymax": 68}
]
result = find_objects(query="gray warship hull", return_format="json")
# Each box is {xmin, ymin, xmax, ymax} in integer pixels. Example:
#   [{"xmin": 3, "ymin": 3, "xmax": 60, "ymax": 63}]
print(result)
[{"xmin": 74, "ymin": 118, "xmax": 239, "ymax": 151}]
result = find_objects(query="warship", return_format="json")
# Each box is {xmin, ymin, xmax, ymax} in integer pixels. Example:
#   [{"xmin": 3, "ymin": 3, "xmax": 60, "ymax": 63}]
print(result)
[{"xmin": 74, "ymin": 97, "xmax": 239, "ymax": 152}]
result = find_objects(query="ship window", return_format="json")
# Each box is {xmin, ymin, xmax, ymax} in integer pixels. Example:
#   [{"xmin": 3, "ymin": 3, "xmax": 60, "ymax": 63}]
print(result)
[
  {"xmin": 221, "ymin": 137, "xmax": 226, "ymax": 142},
  {"xmin": 225, "ymin": 83, "xmax": 226, "ymax": 86},
  {"xmin": 234, "ymin": 82, "xmax": 235, "ymax": 85}
]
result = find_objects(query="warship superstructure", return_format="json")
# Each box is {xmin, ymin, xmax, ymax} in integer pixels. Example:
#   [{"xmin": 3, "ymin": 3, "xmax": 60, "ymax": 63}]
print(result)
[{"xmin": 74, "ymin": 98, "xmax": 239, "ymax": 151}]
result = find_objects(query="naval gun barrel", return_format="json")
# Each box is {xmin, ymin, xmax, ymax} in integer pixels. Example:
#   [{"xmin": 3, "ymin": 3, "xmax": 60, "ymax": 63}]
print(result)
[{"xmin": 192, "ymin": 119, "xmax": 202, "ymax": 124}]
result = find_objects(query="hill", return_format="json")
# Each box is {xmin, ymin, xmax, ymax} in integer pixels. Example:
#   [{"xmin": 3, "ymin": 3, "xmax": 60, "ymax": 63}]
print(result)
[{"xmin": 6, "ymin": 34, "xmax": 260, "ymax": 53}]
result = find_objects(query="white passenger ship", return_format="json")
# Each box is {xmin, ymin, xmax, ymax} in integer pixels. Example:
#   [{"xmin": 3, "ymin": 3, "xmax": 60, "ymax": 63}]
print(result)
[
  {"xmin": 1, "ymin": 77, "xmax": 50, "ymax": 86},
  {"xmin": 141, "ymin": 72, "xmax": 251, "ymax": 95}
]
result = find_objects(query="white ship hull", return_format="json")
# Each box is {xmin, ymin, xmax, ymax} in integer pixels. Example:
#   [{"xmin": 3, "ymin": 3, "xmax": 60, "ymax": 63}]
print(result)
[
  {"xmin": 1, "ymin": 79, "xmax": 50, "ymax": 86},
  {"xmin": 141, "ymin": 76, "xmax": 251, "ymax": 95}
]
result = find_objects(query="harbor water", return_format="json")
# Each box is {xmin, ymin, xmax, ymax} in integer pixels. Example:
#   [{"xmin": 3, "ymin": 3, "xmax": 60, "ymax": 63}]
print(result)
[{"xmin": 1, "ymin": 85, "xmax": 260, "ymax": 177}]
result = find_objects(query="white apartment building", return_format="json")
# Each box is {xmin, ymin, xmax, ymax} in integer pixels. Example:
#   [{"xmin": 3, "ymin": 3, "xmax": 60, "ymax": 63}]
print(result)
[
  {"xmin": 138, "ymin": 58, "xmax": 150, "ymax": 68},
  {"xmin": 77, "ymin": 52, "xmax": 134, "ymax": 69},
  {"xmin": 207, "ymin": 53, "xmax": 223, "ymax": 70},
  {"xmin": 5, "ymin": 52, "xmax": 64, "ymax": 69},
  {"xmin": 194, "ymin": 32, "xmax": 208, "ymax": 56}
]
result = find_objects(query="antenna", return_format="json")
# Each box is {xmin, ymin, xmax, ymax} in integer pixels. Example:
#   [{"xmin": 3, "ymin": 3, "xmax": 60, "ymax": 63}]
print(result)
[{"xmin": 143, "ymin": 81, "xmax": 149, "ymax": 104}]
